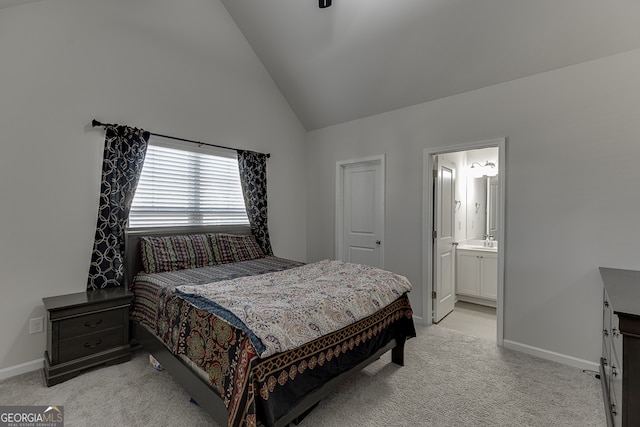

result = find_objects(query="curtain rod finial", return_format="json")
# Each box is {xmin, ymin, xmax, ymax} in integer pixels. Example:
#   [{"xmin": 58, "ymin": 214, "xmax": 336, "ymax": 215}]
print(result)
[{"xmin": 92, "ymin": 119, "xmax": 101, "ymax": 127}]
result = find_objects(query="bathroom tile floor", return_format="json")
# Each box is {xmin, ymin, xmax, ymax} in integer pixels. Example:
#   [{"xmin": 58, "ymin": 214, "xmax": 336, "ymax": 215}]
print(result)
[{"xmin": 437, "ymin": 301, "xmax": 497, "ymax": 341}]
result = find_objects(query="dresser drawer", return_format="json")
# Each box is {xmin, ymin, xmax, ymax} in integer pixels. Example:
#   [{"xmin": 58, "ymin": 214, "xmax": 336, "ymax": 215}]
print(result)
[
  {"xmin": 610, "ymin": 376, "xmax": 622, "ymax": 427},
  {"xmin": 611, "ymin": 314, "xmax": 623, "ymax": 368},
  {"xmin": 603, "ymin": 299, "xmax": 612, "ymax": 363},
  {"xmin": 58, "ymin": 328, "xmax": 125, "ymax": 363},
  {"xmin": 58, "ymin": 308, "xmax": 127, "ymax": 340}
]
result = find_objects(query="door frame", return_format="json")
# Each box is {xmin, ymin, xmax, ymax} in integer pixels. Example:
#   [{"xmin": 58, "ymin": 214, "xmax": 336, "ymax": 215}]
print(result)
[
  {"xmin": 336, "ymin": 154, "xmax": 385, "ymax": 266},
  {"xmin": 423, "ymin": 139, "xmax": 506, "ymax": 345}
]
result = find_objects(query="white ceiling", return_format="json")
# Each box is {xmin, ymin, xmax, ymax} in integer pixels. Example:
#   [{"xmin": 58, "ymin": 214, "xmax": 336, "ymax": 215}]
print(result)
[
  {"xmin": 221, "ymin": 0, "xmax": 640, "ymax": 130},
  {"xmin": 3, "ymin": 1, "xmax": 640, "ymax": 130},
  {"xmin": 0, "ymin": 0, "xmax": 41, "ymax": 9}
]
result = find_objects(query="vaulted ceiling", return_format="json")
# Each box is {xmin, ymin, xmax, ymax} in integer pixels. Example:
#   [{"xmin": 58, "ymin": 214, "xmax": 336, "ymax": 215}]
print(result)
[
  {"xmin": 221, "ymin": 0, "xmax": 640, "ymax": 130},
  {"xmin": 4, "ymin": 0, "xmax": 640, "ymax": 130}
]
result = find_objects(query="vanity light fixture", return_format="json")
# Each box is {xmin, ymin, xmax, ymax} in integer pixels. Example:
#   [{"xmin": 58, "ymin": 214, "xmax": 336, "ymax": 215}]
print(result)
[
  {"xmin": 484, "ymin": 161, "xmax": 498, "ymax": 177},
  {"xmin": 469, "ymin": 162, "xmax": 486, "ymax": 178},
  {"xmin": 469, "ymin": 161, "xmax": 498, "ymax": 178}
]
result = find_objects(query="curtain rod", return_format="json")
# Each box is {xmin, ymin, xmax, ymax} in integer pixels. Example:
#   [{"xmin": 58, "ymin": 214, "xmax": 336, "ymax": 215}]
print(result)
[{"xmin": 91, "ymin": 119, "xmax": 270, "ymax": 158}]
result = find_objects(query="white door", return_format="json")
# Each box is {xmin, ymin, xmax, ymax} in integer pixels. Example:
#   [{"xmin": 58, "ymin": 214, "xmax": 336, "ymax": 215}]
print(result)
[
  {"xmin": 337, "ymin": 157, "xmax": 384, "ymax": 268},
  {"xmin": 433, "ymin": 157, "xmax": 456, "ymax": 323}
]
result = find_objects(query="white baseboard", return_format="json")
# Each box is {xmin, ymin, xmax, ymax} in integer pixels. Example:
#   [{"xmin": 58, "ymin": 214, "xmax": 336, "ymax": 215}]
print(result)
[
  {"xmin": 0, "ymin": 358, "xmax": 43, "ymax": 381},
  {"xmin": 412, "ymin": 315, "xmax": 425, "ymax": 325},
  {"xmin": 503, "ymin": 339, "xmax": 599, "ymax": 371}
]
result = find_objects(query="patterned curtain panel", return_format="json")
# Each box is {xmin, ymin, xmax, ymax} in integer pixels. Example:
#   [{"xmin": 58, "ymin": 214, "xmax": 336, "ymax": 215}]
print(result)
[
  {"xmin": 87, "ymin": 125, "xmax": 150, "ymax": 290},
  {"xmin": 237, "ymin": 150, "xmax": 273, "ymax": 255}
]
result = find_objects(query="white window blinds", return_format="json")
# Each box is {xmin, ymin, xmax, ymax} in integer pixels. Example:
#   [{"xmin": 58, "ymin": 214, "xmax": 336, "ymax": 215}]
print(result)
[{"xmin": 129, "ymin": 137, "xmax": 249, "ymax": 228}]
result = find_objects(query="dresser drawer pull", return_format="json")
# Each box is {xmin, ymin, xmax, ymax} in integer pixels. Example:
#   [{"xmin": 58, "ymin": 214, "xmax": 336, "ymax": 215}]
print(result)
[
  {"xmin": 612, "ymin": 366, "xmax": 618, "ymax": 377},
  {"xmin": 84, "ymin": 319, "xmax": 103, "ymax": 328},
  {"xmin": 612, "ymin": 328, "xmax": 620, "ymax": 337},
  {"xmin": 603, "ymin": 329, "xmax": 609, "ymax": 337},
  {"xmin": 84, "ymin": 339, "xmax": 103, "ymax": 349},
  {"xmin": 611, "ymin": 403, "xmax": 617, "ymax": 416}
]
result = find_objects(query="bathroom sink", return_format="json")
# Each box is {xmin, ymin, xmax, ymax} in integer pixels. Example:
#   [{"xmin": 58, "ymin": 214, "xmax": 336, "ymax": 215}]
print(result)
[{"xmin": 457, "ymin": 240, "xmax": 498, "ymax": 251}]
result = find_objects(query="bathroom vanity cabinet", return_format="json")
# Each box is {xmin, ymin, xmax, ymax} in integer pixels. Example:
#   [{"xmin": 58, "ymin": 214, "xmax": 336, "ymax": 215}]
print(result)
[
  {"xmin": 456, "ymin": 248, "xmax": 497, "ymax": 307},
  {"xmin": 599, "ymin": 267, "xmax": 640, "ymax": 427}
]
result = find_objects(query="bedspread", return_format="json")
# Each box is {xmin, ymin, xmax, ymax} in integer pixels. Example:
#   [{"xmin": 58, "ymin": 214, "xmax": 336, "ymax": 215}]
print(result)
[
  {"xmin": 176, "ymin": 260, "xmax": 412, "ymax": 357},
  {"xmin": 130, "ymin": 256, "xmax": 304, "ymax": 332},
  {"xmin": 131, "ymin": 257, "xmax": 416, "ymax": 427}
]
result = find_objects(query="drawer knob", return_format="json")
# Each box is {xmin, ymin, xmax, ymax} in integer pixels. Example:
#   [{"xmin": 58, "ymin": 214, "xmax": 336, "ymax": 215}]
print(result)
[
  {"xmin": 84, "ymin": 319, "xmax": 103, "ymax": 328},
  {"xmin": 603, "ymin": 329, "xmax": 609, "ymax": 337},
  {"xmin": 84, "ymin": 339, "xmax": 103, "ymax": 349},
  {"xmin": 611, "ymin": 403, "xmax": 617, "ymax": 416}
]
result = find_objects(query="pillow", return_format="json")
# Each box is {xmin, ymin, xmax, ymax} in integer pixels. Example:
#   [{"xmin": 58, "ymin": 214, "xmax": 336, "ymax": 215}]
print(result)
[
  {"xmin": 209, "ymin": 233, "xmax": 265, "ymax": 264},
  {"xmin": 140, "ymin": 234, "xmax": 216, "ymax": 273}
]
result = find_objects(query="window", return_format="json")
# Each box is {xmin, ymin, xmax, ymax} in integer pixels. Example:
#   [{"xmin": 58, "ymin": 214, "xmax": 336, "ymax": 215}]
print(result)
[{"xmin": 129, "ymin": 137, "xmax": 249, "ymax": 228}]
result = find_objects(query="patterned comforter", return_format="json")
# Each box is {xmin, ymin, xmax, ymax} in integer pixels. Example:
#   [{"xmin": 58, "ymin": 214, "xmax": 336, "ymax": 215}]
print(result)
[
  {"xmin": 130, "ymin": 257, "xmax": 416, "ymax": 427},
  {"xmin": 176, "ymin": 260, "xmax": 412, "ymax": 357}
]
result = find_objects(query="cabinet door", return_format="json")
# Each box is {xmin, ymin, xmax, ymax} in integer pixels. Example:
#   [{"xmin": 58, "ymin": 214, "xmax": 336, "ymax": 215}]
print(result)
[
  {"xmin": 480, "ymin": 253, "xmax": 498, "ymax": 300},
  {"xmin": 457, "ymin": 251, "xmax": 479, "ymax": 296}
]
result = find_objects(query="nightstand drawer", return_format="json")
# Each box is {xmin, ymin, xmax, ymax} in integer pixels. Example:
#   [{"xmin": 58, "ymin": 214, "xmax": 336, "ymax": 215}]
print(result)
[
  {"xmin": 43, "ymin": 288, "xmax": 132, "ymax": 386},
  {"xmin": 58, "ymin": 328, "xmax": 125, "ymax": 363},
  {"xmin": 58, "ymin": 308, "xmax": 126, "ymax": 340}
]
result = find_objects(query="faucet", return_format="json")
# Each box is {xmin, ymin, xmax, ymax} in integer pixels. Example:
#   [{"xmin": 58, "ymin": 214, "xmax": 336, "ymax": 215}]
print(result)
[{"xmin": 483, "ymin": 234, "xmax": 495, "ymax": 247}]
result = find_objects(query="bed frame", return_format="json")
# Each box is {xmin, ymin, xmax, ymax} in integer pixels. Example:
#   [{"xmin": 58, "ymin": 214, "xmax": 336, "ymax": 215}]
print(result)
[{"xmin": 125, "ymin": 225, "xmax": 406, "ymax": 427}]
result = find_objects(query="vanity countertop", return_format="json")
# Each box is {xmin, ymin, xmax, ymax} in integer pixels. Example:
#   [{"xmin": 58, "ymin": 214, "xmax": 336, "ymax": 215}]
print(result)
[
  {"xmin": 457, "ymin": 245, "xmax": 497, "ymax": 252},
  {"xmin": 457, "ymin": 239, "xmax": 498, "ymax": 252}
]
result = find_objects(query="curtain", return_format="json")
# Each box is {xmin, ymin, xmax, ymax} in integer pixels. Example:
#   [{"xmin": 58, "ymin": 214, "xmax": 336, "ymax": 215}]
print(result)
[
  {"xmin": 237, "ymin": 150, "xmax": 273, "ymax": 255},
  {"xmin": 87, "ymin": 125, "xmax": 150, "ymax": 290}
]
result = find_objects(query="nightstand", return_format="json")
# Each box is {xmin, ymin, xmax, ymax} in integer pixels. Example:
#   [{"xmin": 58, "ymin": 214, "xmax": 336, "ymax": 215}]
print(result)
[{"xmin": 43, "ymin": 287, "xmax": 132, "ymax": 386}]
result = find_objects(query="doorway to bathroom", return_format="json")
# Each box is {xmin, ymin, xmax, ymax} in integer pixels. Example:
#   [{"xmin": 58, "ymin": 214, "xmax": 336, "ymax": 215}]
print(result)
[{"xmin": 423, "ymin": 139, "xmax": 505, "ymax": 345}]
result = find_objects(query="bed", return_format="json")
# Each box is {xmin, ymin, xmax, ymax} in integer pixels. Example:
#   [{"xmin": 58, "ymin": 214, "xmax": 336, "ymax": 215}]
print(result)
[{"xmin": 125, "ymin": 225, "xmax": 416, "ymax": 427}]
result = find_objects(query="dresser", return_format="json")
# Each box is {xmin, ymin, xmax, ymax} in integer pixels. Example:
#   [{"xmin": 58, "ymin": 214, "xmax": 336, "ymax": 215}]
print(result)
[
  {"xmin": 599, "ymin": 267, "xmax": 640, "ymax": 427},
  {"xmin": 43, "ymin": 288, "xmax": 132, "ymax": 386}
]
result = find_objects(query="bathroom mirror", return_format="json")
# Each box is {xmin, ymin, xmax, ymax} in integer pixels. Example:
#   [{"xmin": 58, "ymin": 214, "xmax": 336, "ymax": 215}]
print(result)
[
  {"xmin": 486, "ymin": 176, "xmax": 499, "ymax": 240},
  {"xmin": 466, "ymin": 175, "xmax": 499, "ymax": 240}
]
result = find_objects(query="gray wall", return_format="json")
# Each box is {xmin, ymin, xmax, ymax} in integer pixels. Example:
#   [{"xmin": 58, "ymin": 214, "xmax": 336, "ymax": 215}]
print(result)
[
  {"xmin": 0, "ymin": 0, "xmax": 307, "ymax": 373},
  {"xmin": 307, "ymin": 48, "xmax": 640, "ymax": 366}
]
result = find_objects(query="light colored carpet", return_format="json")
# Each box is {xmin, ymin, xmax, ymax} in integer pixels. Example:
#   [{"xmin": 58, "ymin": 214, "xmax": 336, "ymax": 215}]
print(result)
[{"xmin": 0, "ymin": 325, "xmax": 604, "ymax": 427}]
